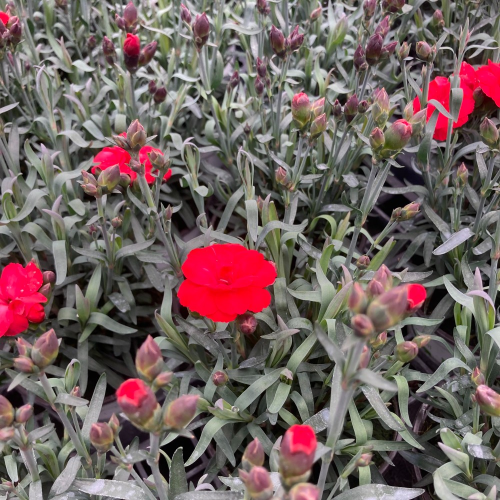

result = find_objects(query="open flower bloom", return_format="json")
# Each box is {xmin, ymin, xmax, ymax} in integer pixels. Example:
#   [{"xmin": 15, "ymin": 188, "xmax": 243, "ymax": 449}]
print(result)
[
  {"xmin": 413, "ymin": 68, "xmax": 475, "ymax": 141},
  {"xmin": 0, "ymin": 263, "xmax": 47, "ymax": 337},
  {"xmin": 406, "ymin": 283, "xmax": 426, "ymax": 311},
  {"xmin": 178, "ymin": 244, "xmax": 277, "ymax": 322},
  {"xmin": 0, "ymin": 11, "xmax": 9, "ymax": 25},
  {"xmin": 476, "ymin": 60, "xmax": 500, "ymax": 107},
  {"xmin": 92, "ymin": 134, "xmax": 172, "ymax": 185}
]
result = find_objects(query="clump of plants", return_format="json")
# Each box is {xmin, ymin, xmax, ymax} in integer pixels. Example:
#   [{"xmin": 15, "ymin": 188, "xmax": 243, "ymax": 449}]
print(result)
[{"xmin": 0, "ymin": 0, "xmax": 499, "ymax": 498}]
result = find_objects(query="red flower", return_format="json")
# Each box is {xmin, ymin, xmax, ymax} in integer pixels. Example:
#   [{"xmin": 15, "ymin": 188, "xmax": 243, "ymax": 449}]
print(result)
[
  {"xmin": 92, "ymin": 133, "xmax": 171, "ymax": 185},
  {"xmin": 123, "ymin": 33, "xmax": 140, "ymax": 57},
  {"xmin": 178, "ymin": 244, "xmax": 277, "ymax": 322},
  {"xmin": 0, "ymin": 263, "xmax": 47, "ymax": 337},
  {"xmin": 280, "ymin": 424, "xmax": 317, "ymax": 478},
  {"xmin": 0, "ymin": 11, "xmax": 9, "ymax": 25},
  {"xmin": 413, "ymin": 74, "xmax": 475, "ymax": 141},
  {"xmin": 476, "ymin": 60, "xmax": 500, "ymax": 108},
  {"xmin": 406, "ymin": 283, "xmax": 426, "ymax": 311},
  {"xmin": 459, "ymin": 62, "xmax": 478, "ymax": 93},
  {"xmin": 116, "ymin": 378, "xmax": 158, "ymax": 423}
]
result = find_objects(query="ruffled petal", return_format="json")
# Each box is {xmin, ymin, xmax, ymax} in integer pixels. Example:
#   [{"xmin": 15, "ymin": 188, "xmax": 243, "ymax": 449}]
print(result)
[
  {"xmin": 26, "ymin": 303, "xmax": 46, "ymax": 323},
  {"xmin": 477, "ymin": 61, "xmax": 500, "ymax": 107},
  {"xmin": 5, "ymin": 314, "xmax": 29, "ymax": 336},
  {"xmin": 24, "ymin": 262, "xmax": 43, "ymax": 295},
  {"xmin": 181, "ymin": 248, "xmax": 219, "ymax": 286},
  {"xmin": 178, "ymin": 280, "xmax": 218, "ymax": 318},
  {"xmin": 0, "ymin": 264, "xmax": 26, "ymax": 300},
  {"xmin": 0, "ymin": 304, "xmax": 13, "ymax": 336},
  {"xmin": 0, "ymin": 12, "xmax": 9, "ymax": 25},
  {"xmin": 215, "ymin": 287, "xmax": 271, "ymax": 317}
]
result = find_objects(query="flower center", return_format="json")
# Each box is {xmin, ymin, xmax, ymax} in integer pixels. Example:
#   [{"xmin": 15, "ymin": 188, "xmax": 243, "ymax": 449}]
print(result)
[{"xmin": 218, "ymin": 265, "xmax": 233, "ymax": 285}]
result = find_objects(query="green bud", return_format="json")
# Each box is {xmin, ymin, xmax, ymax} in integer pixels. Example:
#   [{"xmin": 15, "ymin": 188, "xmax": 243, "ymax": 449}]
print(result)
[
  {"xmin": 480, "ymin": 117, "xmax": 499, "ymax": 147},
  {"xmin": 0, "ymin": 396, "xmax": 14, "ymax": 428},
  {"xmin": 471, "ymin": 367, "xmax": 485, "ymax": 387},
  {"xmin": 289, "ymin": 483, "xmax": 319, "ymax": 500},
  {"xmin": 398, "ymin": 42, "xmax": 410, "ymax": 60},
  {"xmin": 398, "ymin": 202, "xmax": 420, "ymax": 221},
  {"xmin": 395, "ymin": 341, "xmax": 419, "ymax": 363},
  {"xmin": 370, "ymin": 331, "xmax": 388, "ymax": 349},
  {"xmin": 90, "ymin": 422, "xmax": 114, "ymax": 453},
  {"xmin": 292, "ymin": 93, "xmax": 312, "ymax": 129},
  {"xmin": 370, "ymin": 127, "xmax": 385, "ymax": 152},
  {"xmin": 371, "ymin": 88, "xmax": 390, "ymax": 127},
  {"xmin": 413, "ymin": 335, "xmax": 430, "ymax": 348},
  {"xmin": 136, "ymin": 336, "xmax": 164, "ymax": 382},
  {"xmin": 164, "ymin": 394, "xmax": 199, "ymax": 430},
  {"xmin": 367, "ymin": 286, "xmax": 408, "ymax": 331},
  {"xmin": 416, "ymin": 41, "xmax": 433, "ymax": 61},
  {"xmin": 310, "ymin": 113, "xmax": 327, "ymax": 140},
  {"xmin": 356, "ymin": 453, "xmax": 373, "ymax": 467},
  {"xmin": 356, "ymin": 255, "xmax": 371, "ymax": 269},
  {"xmin": 380, "ymin": 120, "xmax": 412, "ymax": 157},
  {"xmin": 14, "ymin": 356, "xmax": 35, "ymax": 373},
  {"xmin": 456, "ymin": 163, "xmax": 468, "ymax": 189},
  {"xmin": 31, "ymin": 329, "xmax": 59, "ymax": 369},
  {"xmin": 97, "ymin": 164, "xmax": 121, "ymax": 192}
]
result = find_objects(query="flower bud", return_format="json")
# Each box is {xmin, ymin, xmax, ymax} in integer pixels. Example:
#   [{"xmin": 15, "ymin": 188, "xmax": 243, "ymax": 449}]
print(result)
[
  {"xmin": 351, "ymin": 314, "xmax": 375, "ymax": 337},
  {"xmin": 356, "ymin": 453, "xmax": 373, "ymax": 467},
  {"xmin": 102, "ymin": 36, "xmax": 116, "ymax": 65},
  {"xmin": 120, "ymin": 173, "xmax": 131, "ymax": 188},
  {"xmin": 127, "ymin": 120, "xmax": 147, "ymax": 151},
  {"xmin": 344, "ymin": 94, "xmax": 359, "ymax": 123},
  {"xmin": 332, "ymin": 99, "xmax": 342, "ymax": 118},
  {"xmin": 154, "ymin": 87, "xmax": 167, "ymax": 104},
  {"xmin": 180, "ymin": 3, "xmax": 191, "ymax": 24},
  {"xmin": 473, "ymin": 87, "xmax": 486, "ymax": 107},
  {"xmin": 42, "ymin": 271, "xmax": 56, "ymax": 285},
  {"xmin": 87, "ymin": 35, "xmax": 97, "ymax": 50},
  {"xmin": 289, "ymin": 26, "xmax": 304, "ymax": 52},
  {"xmin": 193, "ymin": 13, "xmax": 210, "ymax": 51},
  {"xmin": 242, "ymin": 438, "xmax": 265, "ymax": 470},
  {"xmin": 370, "ymin": 331, "xmax": 388, "ymax": 349},
  {"xmin": 354, "ymin": 45, "xmax": 367, "ymax": 71},
  {"xmin": 154, "ymin": 371, "xmax": 173, "ymax": 389},
  {"xmin": 416, "ymin": 41, "xmax": 433, "ymax": 62},
  {"xmin": 31, "ymin": 329, "xmax": 59, "ymax": 369},
  {"xmin": 371, "ymin": 88, "xmax": 390, "ymax": 127},
  {"xmin": 8, "ymin": 17, "xmax": 22, "ymax": 45},
  {"xmin": 228, "ymin": 71, "xmax": 239, "ymax": 90},
  {"xmin": 359, "ymin": 345, "xmax": 371, "ymax": 369},
  {"xmin": 90, "ymin": 422, "xmax": 114, "ymax": 453},
  {"xmin": 480, "ymin": 117, "xmax": 499, "ymax": 147},
  {"xmin": 409, "ymin": 108, "xmax": 427, "ymax": 136},
  {"xmin": 0, "ymin": 396, "xmax": 14, "ymax": 428},
  {"xmin": 370, "ymin": 127, "xmax": 385, "ymax": 152},
  {"xmin": 256, "ymin": 57, "xmax": 267, "ymax": 78},
  {"xmin": 349, "ymin": 283, "xmax": 368, "ymax": 314},
  {"xmin": 164, "ymin": 394, "xmax": 199, "ymax": 429},
  {"xmin": 116, "ymin": 378, "xmax": 159, "ymax": 427},
  {"xmin": 380, "ymin": 119, "xmax": 412, "ymax": 156},
  {"xmin": 367, "ymin": 286, "xmax": 408, "ymax": 331},
  {"xmin": 270, "ymin": 25, "xmax": 287, "ymax": 59},
  {"xmin": 123, "ymin": 33, "xmax": 140, "ymax": 72},
  {"xmin": 136, "ymin": 335, "xmax": 164, "ymax": 382},
  {"xmin": 431, "ymin": 9, "xmax": 444, "ymax": 29},
  {"xmin": 97, "ymin": 164, "xmax": 121, "ymax": 192},
  {"xmin": 108, "ymin": 413, "xmax": 120, "ymax": 435},
  {"xmin": 255, "ymin": 77, "xmax": 265, "ymax": 96},
  {"xmin": 240, "ymin": 467, "xmax": 273, "ymax": 500},
  {"xmin": 276, "ymin": 166, "xmax": 291, "ymax": 187},
  {"xmin": 292, "ymin": 92, "xmax": 311, "ymax": 129},
  {"xmin": 363, "ymin": 0, "xmax": 376, "ymax": 19},
  {"xmin": 310, "ymin": 6, "xmax": 322, "ymax": 21},
  {"xmin": 356, "ymin": 255, "xmax": 371, "ymax": 269},
  {"xmin": 280, "ymin": 425, "xmax": 317, "ymax": 482},
  {"xmin": 475, "ymin": 385, "xmax": 500, "ymax": 417},
  {"xmin": 237, "ymin": 313, "xmax": 258, "ymax": 335},
  {"xmin": 373, "ymin": 265, "xmax": 393, "ymax": 291},
  {"xmin": 365, "ymin": 34, "xmax": 383, "ymax": 66},
  {"xmin": 15, "ymin": 404, "xmax": 33, "ymax": 424},
  {"xmin": 374, "ymin": 16, "xmax": 390, "ymax": 37},
  {"xmin": 455, "ymin": 163, "xmax": 468, "ymax": 189},
  {"xmin": 395, "ymin": 341, "xmax": 419, "ymax": 363},
  {"xmin": 398, "ymin": 202, "xmax": 420, "ymax": 221},
  {"xmin": 358, "ymin": 100, "xmax": 369, "ymax": 114},
  {"xmin": 380, "ymin": 41, "xmax": 397, "ymax": 60},
  {"xmin": 0, "ymin": 427, "xmax": 15, "ymax": 442},
  {"xmin": 311, "ymin": 98, "xmax": 325, "ymax": 118},
  {"xmin": 289, "ymin": 483, "xmax": 319, "ymax": 500},
  {"xmin": 123, "ymin": 2, "xmax": 138, "ymax": 30},
  {"xmin": 14, "ymin": 356, "xmax": 35, "ymax": 373},
  {"xmin": 138, "ymin": 41, "xmax": 157, "ymax": 66},
  {"xmin": 310, "ymin": 113, "xmax": 327, "ymax": 140},
  {"xmin": 381, "ymin": 0, "xmax": 404, "ymax": 14},
  {"xmin": 398, "ymin": 42, "xmax": 410, "ymax": 60},
  {"xmin": 212, "ymin": 371, "xmax": 229, "ymax": 387},
  {"xmin": 367, "ymin": 279, "xmax": 385, "ymax": 298},
  {"xmin": 16, "ymin": 337, "xmax": 33, "ymax": 357},
  {"xmin": 471, "ymin": 367, "xmax": 485, "ymax": 387},
  {"xmin": 256, "ymin": 0, "xmax": 270, "ymax": 16}
]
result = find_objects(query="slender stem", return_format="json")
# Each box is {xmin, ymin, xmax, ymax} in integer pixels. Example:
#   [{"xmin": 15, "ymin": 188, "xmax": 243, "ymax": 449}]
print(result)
[
  {"xmin": 97, "ymin": 197, "xmax": 113, "ymax": 295},
  {"xmin": 149, "ymin": 433, "xmax": 168, "ymax": 500},
  {"xmin": 20, "ymin": 447, "xmax": 40, "ymax": 482},
  {"xmin": 345, "ymin": 226, "xmax": 361, "ymax": 268},
  {"xmin": 273, "ymin": 58, "xmax": 290, "ymax": 149}
]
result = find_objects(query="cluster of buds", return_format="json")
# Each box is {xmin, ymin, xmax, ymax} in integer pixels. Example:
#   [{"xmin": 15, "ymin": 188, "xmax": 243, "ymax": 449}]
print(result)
[
  {"xmin": 475, "ymin": 385, "xmax": 500, "ymax": 417},
  {"xmin": 390, "ymin": 201, "xmax": 420, "ymax": 222},
  {"xmin": 363, "ymin": 0, "xmax": 376, "ymax": 21},
  {"xmin": 269, "ymin": 25, "xmax": 304, "ymax": 60},
  {"xmin": 480, "ymin": 117, "xmax": 499, "ymax": 149},
  {"xmin": 381, "ymin": 0, "xmax": 405, "ymax": 14},
  {"xmin": 349, "ymin": 265, "xmax": 427, "ymax": 340},
  {"xmin": 116, "ymin": 336, "xmax": 201, "ymax": 433},
  {"xmin": 291, "ymin": 93, "xmax": 327, "ymax": 142},
  {"xmin": 256, "ymin": 0, "xmax": 270, "ymax": 16},
  {"xmin": 80, "ymin": 166, "xmax": 122, "ymax": 197},
  {"xmin": 0, "ymin": 13, "xmax": 22, "ymax": 51},
  {"xmin": 239, "ymin": 425, "xmax": 318, "ymax": 500},
  {"xmin": 255, "ymin": 57, "xmax": 271, "ymax": 97},
  {"xmin": 122, "ymin": 33, "xmax": 157, "ymax": 73},
  {"xmin": 370, "ymin": 119, "xmax": 413, "ymax": 160},
  {"xmin": 0, "ymin": 395, "xmax": 34, "ymax": 445},
  {"xmin": 14, "ymin": 329, "xmax": 59, "ymax": 374},
  {"xmin": 90, "ymin": 415, "xmax": 119, "ymax": 453},
  {"xmin": 415, "ymin": 41, "xmax": 437, "ymax": 63},
  {"xmin": 361, "ymin": 17, "xmax": 396, "ymax": 67},
  {"xmin": 115, "ymin": 2, "xmax": 138, "ymax": 33}
]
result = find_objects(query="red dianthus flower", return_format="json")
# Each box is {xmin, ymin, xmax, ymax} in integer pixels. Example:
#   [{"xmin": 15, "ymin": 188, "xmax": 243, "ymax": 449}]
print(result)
[
  {"xmin": 123, "ymin": 33, "xmax": 140, "ymax": 57},
  {"xmin": 476, "ymin": 60, "xmax": 500, "ymax": 108},
  {"xmin": 178, "ymin": 244, "xmax": 277, "ymax": 322}
]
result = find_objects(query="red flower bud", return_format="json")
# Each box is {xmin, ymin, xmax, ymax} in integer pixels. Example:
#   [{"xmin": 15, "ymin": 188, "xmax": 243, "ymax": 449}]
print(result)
[
  {"xmin": 476, "ymin": 385, "xmax": 500, "ymax": 417},
  {"xmin": 381, "ymin": 0, "xmax": 404, "ymax": 14},
  {"xmin": 237, "ymin": 313, "xmax": 258, "ymax": 335},
  {"xmin": 136, "ymin": 336, "xmax": 164, "ymax": 382},
  {"xmin": 102, "ymin": 36, "xmax": 116, "ymax": 65},
  {"xmin": 354, "ymin": 45, "xmax": 367, "ymax": 72},
  {"xmin": 180, "ymin": 4, "xmax": 191, "ymax": 24},
  {"xmin": 380, "ymin": 119, "xmax": 412, "ymax": 156},
  {"xmin": 356, "ymin": 255, "xmax": 371, "ymax": 269},
  {"xmin": 31, "ymin": 329, "xmax": 59, "ymax": 369},
  {"xmin": 292, "ymin": 92, "xmax": 311, "ymax": 129},
  {"xmin": 0, "ymin": 396, "xmax": 14, "ymax": 428},
  {"xmin": 289, "ymin": 25, "xmax": 304, "ymax": 52},
  {"xmin": 374, "ymin": 15, "xmax": 390, "ymax": 37},
  {"xmin": 256, "ymin": 57, "xmax": 267, "ymax": 78},
  {"xmin": 332, "ymin": 99, "xmax": 342, "ymax": 117},
  {"xmin": 242, "ymin": 437, "xmax": 265, "ymax": 470},
  {"xmin": 270, "ymin": 25, "xmax": 287, "ymax": 59},
  {"xmin": 431, "ymin": 9, "xmax": 444, "ymax": 29},
  {"xmin": 139, "ymin": 41, "xmax": 157, "ymax": 66},
  {"xmin": 123, "ymin": 2, "xmax": 138, "ymax": 31},
  {"xmin": 358, "ymin": 100, "xmax": 369, "ymax": 114},
  {"xmin": 228, "ymin": 70, "xmax": 240, "ymax": 90},
  {"xmin": 163, "ymin": 394, "xmax": 199, "ymax": 429},
  {"xmin": 256, "ymin": 0, "xmax": 270, "ymax": 16},
  {"xmin": 365, "ymin": 34, "xmax": 383, "ymax": 66},
  {"xmin": 240, "ymin": 467, "xmax": 273, "ymax": 500},
  {"xmin": 116, "ymin": 378, "xmax": 159, "ymax": 426},
  {"xmin": 212, "ymin": 370, "xmax": 229, "ymax": 387},
  {"xmin": 344, "ymin": 94, "xmax": 359, "ymax": 123},
  {"xmin": 193, "ymin": 13, "xmax": 210, "ymax": 51},
  {"xmin": 255, "ymin": 77, "xmax": 265, "ymax": 96},
  {"xmin": 123, "ymin": 33, "xmax": 140, "ymax": 57},
  {"xmin": 90, "ymin": 422, "xmax": 114, "ymax": 453},
  {"xmin": 280, "ymin": 425, "xmax": 317, "ymax": 481},
  {"xmin": 148, "ymin": 80, "xmax": 157, "ymax": 95},
  {"xmin": 363, "ymin": 0, "xmax": 376, "ymax": 19},
  {"xmin": 154, "ymin": 87, "xmax": 167, "ymax": 104},
  {"xmin": 456, "ymin": 163, "xmax": 468, "ymax": 189},
  {"xmin": 15, "ymin": 404, "xmax": 33, "ymax": 424},
  {"xmin": 16, "ymin": 337, "xmax": 32, "ymax": 357}
]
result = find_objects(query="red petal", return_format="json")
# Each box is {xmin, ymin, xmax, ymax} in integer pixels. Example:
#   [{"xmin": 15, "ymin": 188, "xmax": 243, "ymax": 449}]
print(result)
[
  {"xmin": 0, "ymin": 264, "xmax": 26, "ymax": 300},
  {"xmin": 407, "ymin": 284, "xmax": 426, "ymax": 309},
  {"xmin": 178, "ymin": 280, "xmax": 219, "ymax": 318},
  {"xmin": 6, "ymin": 314, "xmax": 29, "ymax": 336},
  {"xmin": 0, "ymin": 12, "xmax": 9, "ymax": 25},
  {"xmin": 0, "ymin": 304, "xmax": 13, "ymax": 336},
  {"xmin": 26, "ymin": 303, "xmax": 46, "ymax": 323},
  {"xmin": 288, "ymin": 425, "xmax": 317, "ymax": 455},
  {"xmin": 24, "ymin": 262, "xmax": 43, "ymax": 294},
  {"xmin": 477, "ymin": 62, "xmax": 500, "ymax": 107},
  {"xmin": 181, "ymin": 248, "xmax": 219, "ymax": 286}
]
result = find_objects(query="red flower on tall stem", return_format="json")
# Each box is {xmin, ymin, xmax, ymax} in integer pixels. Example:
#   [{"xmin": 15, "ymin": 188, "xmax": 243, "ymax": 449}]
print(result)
[
  {"xmin": 0, "ymin": 263, "xmax": 47, "ymax": 337},
  {"xmin": 178, "ymin": 244, "xmax": 277, "ymax": 322}
]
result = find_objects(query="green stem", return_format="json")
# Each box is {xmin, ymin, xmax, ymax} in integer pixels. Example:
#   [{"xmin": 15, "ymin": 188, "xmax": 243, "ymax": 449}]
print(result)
[
  {"xmin": 97, "ymin": 197, "xmax": 113, "ymax": 295},
  {"xmin": 273, "ymin": 58, "xmax": 290, "ymax": 150},
  {"xmin": 149, "ymin": 433, "xmax": 168, "ymax": 500},
  {"xmin": 20, "ymin": 447, "xmax": 40, "ymax": 482}
]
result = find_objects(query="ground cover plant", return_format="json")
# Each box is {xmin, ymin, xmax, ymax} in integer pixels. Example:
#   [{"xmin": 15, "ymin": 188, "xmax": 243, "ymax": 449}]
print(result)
[{"xmin": 0, "ymin": 0, "xmax": 499, "ymax": 498}]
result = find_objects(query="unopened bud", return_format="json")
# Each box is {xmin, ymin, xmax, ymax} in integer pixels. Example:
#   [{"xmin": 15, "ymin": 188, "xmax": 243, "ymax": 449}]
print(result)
[
  {"xmin": 310, "ymin": 6, "xmax": 322, "ymax": 21},
  {"xmin": 0, "ymin": 427, "xmax": 15, "ymax": 442},
  {"xmin": 193, "ymin": 13, "xmax": 210, "ymax": 51},
  {"xmin": 212, "ymin": 371, "xmax": 229, "ymax": 387},
  {"xmin": 255, "ymin": 77, "xmax": 265, "ymax": 96},
  {"xmin": 108, "ymin": 414, "xmax": 120, "ymax": 434},
  {"xmin": 87, "ymin": 35, "xmax": 97, "ymax": 50},
  {"xmin": 154, "ymin": 371, "xmax": 173, "ymax": 389},
  {"xmin": 370, "ymin": 127, "xmax": 385, "ymax": 151},
  {"xmin": 409, "ymin": 108, "xmax": 427, "ymax": 136},
  {"xmin": 416, "ymin": 41, "xmax": 433, "ymax": 62},
  {"xmin": 310, "ymin": 113, "xmax": 327, "ymax": 140},
  {"xmin": 311, "ymin": 97, "xmax": 325, "ymax": 118},
  {"xmin": 351, "ymin": 314, "xmax": 375, "ymax": 337},
  {"xmin": 238, "ymin": 313, "xmax": 258, "ymax": 335},
  {"xmin": 374, "ymin": 16, "xmax": 390, "ymax": 37},
  {"xmin": 358, "ymin": 100, "xmax": 369, "ymax": 114},
  {"xmin": 380, "ymin": 42, "xmax": 397, "ymax": 60},
  {"xmin": 14, "ymin": 356, "xmax": 35, "ymax": 373},
  {"xmin": 154, "ymin": 87, "xmax": 167, "ymax": 104},
  {"xmin": 356, "ymin": 255, "xmax": 371, "ymax": 269},
  {"xmin": 256, "ymin": 0, "xmax": 270, "ymax": 16},
  {"xmin": 31, "ymin": 329, "xmax": 59, "ymax": 369},
  {"xmin": 363, "ymin": 0, "xmax": 377, "ymax": 19},
  {"xmin": 148, "ymin": 80, "xmax": 157, "ymax": 95},
  {"xmin": 356, "ymin": 453, "xmax": 373, "ymax": 467},
  {"xmin": 276, "ymin": 166, "xmax": 291, "ymax": 187},
  {"xmin": 289, "ymin": 26, "xmax": 304, "ymax": 52},
  {"xmin": 480, "ymin": 117, "xmax": 499, "ymax": 147},
  {"xmin": 370, "ymin": 331, "xmax": 388, "ymax": 349},
  {"xmin": 373, "ymin": 265, "xmax": 393, "ymax": 291},
  {"xmin": 367, "ymin": 279, "xmax": 385, "ymax": 298},
  {"xmin": 365, "ymin": 34, "xmax": 383, "ymax": 66},
  {"xmin": 380, "ymin": 119, "xmax": 412, "ymax": 156},
  {"xmin": 289, "ymin": 483, "xmax": 319, "ymax": 500},
  {"xmin": 398, "ymin": 42, "xmax": 410, "ymax": 60},
  {"xmin": 90, "ymin": 422, "xmax": 114, "ymax": 453},
  {"xmin": 16, "ymin": 338, "xmax": 32, "ymax": 357},
  {"xmin": 0, "ymin": 396, "xmax": 14, "ymax": 428},
  {"xmin": 456, "ymin": 163, "xmax": 468, "ymax": 188},
  {"xmin": 367, "ymin": 286, "xmax": 408, "ymax": 331},
  {"xmin": 475, "ymin": 385, "xmax": 500, "ymax": 417},
  {"xmin": 136, "ymin": 335, "xmax": 164, "ymax": 382},
  {"xmin": 398, "ymin": 202, "xmax": 420, "ymax": 221},
  {"xmin": 164, "ymin": 394, "xmax": 199, "ymax": 429},
  {"xmin": 270, "ymin": 25, "xmax": 287, "ymax": 59},
  {"xmin": 123, "ymin": 2, "xmax": 138, "ymax": 31},
  {"xmin": 395, "ymin": 341, "xmax": 419, "ymax": 363},
  {"xmin": 431, "ymin": 9, "xmax": 444, "ymax": 29},
  {"xmin": 332, "ymin": 99, "xmax": 342, "ymax": 118},
  {"xmin": 180, "ymin": 3, "xmax": 191, "ymax": 24},
  {"xmin": 42, "ymin": 271, "xmax": 56, "ymax": 285},
  {"xmin": 292, "ymin": 92, "xmax": 311, "ymax": 129},
  {"xmin": 127, "ymin": 119, "xmax": 147, "ymax": 151},
  {"xmin": 240, "ymin": 467, "xmax": 273, "ymax": 500},
  {"xmin": 15, "ymin": 404, "xmax": 33, "ymax": 424},
  {"xmin": 413, "ymin": 335, "xmax": 430, "ymax": 348},
  {"xmin": 471, "ymin": 367, "xmax": 485, "ymax": 387},
  {"xmin": 97, "ymin": 164, "xmax": 121, "ymax": 191},
  {"xmin": 344, "ymin": 94, "xmax": 359, "ymax": 123},
  {"xmin": 372, "ymin": 88, "xmax": 390, "ymax": 127},
  {"xmin": 381, "ymin": 0, "xmax": 404, "ymax": 14},
  {"xmin": 256, "ymin": 57, "xmax": 267, "ymax": 78},
  {"xmin": 138, "ymin": 41, "xmax": 157, "ymax": 66},
  {"xmin": 279, "ymin": 425, "xmax": 317, "ymax": 482},
  {"xmin": 359, "ymin": 345, "xmax": 371, "ymax": 369},
  {"xmin": 349, "ymin": 283, "xmax": 368, "ymax": 314},
  {"xmin": 242, "ymin": 437, "xmax": 265, "ymax": 470},
  {"xmin": 228, "ymin": 71, "xmax": 239, "ymax": 90}
]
